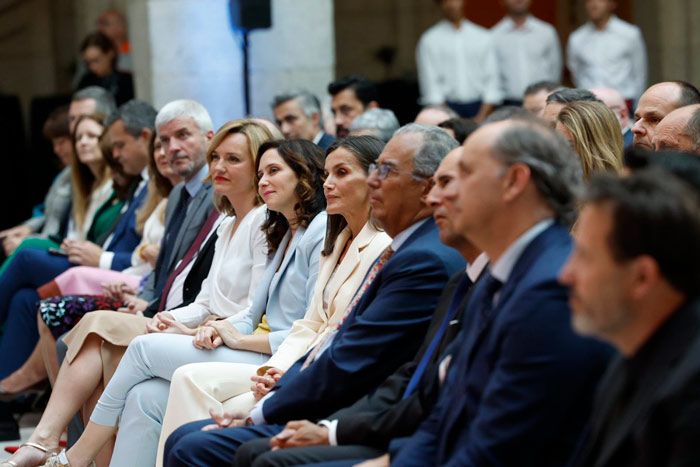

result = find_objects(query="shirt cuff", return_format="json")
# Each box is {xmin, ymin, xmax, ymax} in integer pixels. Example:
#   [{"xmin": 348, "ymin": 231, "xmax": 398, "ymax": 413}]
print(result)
[
  {"xmin": 249, "ymin": 392, "xmax": 274, "ymax": 425},
  {"xmin": 99, "ymin": 251, "xmax": 115, "ymax": 269},
  {"xmin": 317, "ymin": 419, "xmax": 338, "ymax": 446}
]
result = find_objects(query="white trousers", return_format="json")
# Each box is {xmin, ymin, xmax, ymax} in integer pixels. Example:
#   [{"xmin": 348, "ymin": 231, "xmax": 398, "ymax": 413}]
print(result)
[{"xmin": 88, "ymin": 332, "xmax": 268, "ymax": 466}]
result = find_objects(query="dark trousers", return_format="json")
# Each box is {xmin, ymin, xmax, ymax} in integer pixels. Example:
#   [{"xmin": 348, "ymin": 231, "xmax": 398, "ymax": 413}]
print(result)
[
  {"xmin": 445, "ymin": 100, "xmax": 482, "ymax": 118},
  {"xmin": 0, "ymin": 248, "xmax": 71, "ymax": 378},
  {"xmin": 163, "ymin": 419, "xmax": 285, "ymax": 467},
  {"xmin": 236, "ymin": 437, "xmax": 383, "ymax": 467}
]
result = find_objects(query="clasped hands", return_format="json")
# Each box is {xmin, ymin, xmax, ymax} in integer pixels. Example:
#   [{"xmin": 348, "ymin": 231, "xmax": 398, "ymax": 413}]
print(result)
[{"xmin": 61, "ymin": 239, "xmax": 103, "ymax": 266}]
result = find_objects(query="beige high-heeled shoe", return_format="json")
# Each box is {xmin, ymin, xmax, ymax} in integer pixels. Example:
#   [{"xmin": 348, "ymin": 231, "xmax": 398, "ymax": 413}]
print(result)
[{"xmin": 40, "ymin": 450, "xmax": 95, "ymax": 467}]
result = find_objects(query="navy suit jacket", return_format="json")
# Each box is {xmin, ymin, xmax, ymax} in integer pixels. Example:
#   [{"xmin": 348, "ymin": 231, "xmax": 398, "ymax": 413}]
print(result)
[
  {"xmin": 317, "ymin": 132, "xmax": 336, "ymax": 151},
  {"xmin": 103, "ymin": 181, "xmax": 148, "ymax": 271},
  {"xmin": 392, "ymin": 223, "xmax": 612, "ymax": 467},
  {"xmin": 260, "ymin": 218, "xmax": 465, "ymax": 424}
]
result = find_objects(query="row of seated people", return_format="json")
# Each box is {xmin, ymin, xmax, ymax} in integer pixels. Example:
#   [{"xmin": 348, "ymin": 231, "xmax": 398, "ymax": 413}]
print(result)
[{"xmin": 1, "ymin": 86, "xmax": 700, "ymax": 467}]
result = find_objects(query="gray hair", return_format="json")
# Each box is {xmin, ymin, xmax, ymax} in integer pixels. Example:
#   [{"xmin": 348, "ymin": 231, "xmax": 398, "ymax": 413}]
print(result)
[
  {"xmin": 105, "ymin": 99, "xmax": 157, "ymax": 136},
  {"xmin": 271, "ymin": 91, "xmax": 322, "ymax": 119},
  {"xmin": 490, "ymin": 121, "xmax": 584, "ymax": 227},
  {"xmin": 72, "ymin": 86, "xmax": 116, "ymax": 117},
  {"xmin": 350, "ymin": 108, "xmax": 400, "ymax": 142},
  {"xmin": 546, "ymin": 88, "xmax": 601, "ymax": 105},
  {"xmin": 155, "ymin": 99, "xmax": 213, "ymax": 134},
  {"xmin": 688, "ymin": 106, "xmax": 700, "ymax": 151},
  {"xmin": 395, "ymin": 123, "xmax": 459, "ymax": 179}
]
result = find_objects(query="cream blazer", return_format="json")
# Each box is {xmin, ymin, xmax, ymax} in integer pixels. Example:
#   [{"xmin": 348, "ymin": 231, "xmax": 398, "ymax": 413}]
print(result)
[{"xmin": 264, "ymin": 221, "xmax": 391, "ymax": 370}]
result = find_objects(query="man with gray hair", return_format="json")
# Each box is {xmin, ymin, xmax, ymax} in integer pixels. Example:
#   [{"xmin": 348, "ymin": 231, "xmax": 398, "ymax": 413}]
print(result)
[
  {"xmin": 349, "ymin": 108, "xmax": 400, "ymax": 142},
  {"xmin": 68, "ymin": 85, "xmax": 116, "ymax": 131},
  {"xmin": 272, "ymin": 91, "xmax": 335, "ymax": 150},
  {"xmin": 542, "ymin": 87, "xmax": 601, "ymax": 127},
  {"xmin": 392, "ymin": 119, "xmax": 611, "ymax": 466},
  {"xmin": 162, "ymin": 124, "xmax": 466, "ymax": 466},
  {"xmin": 652, "ymin": 104, "xmax": 700, "ymax": 155}
]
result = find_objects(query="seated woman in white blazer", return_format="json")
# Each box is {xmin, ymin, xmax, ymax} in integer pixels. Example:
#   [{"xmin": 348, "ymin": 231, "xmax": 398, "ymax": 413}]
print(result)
[
  {"xmin": 35, "ymin": 138, "xmax": 330, "ymax": 467},
  {"xmin": 154, "ymin": 135, "xmax": 392, "ymax": 464}
]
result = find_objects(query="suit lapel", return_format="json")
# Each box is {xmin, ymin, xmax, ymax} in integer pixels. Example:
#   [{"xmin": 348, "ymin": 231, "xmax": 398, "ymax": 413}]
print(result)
[
  {"xmin": 167, "ymin": 184, "xmax": 210, "ymax": 271},
  {"xmin": 270, "ymin": 226, "xmax": 305, "ymax": 291}
]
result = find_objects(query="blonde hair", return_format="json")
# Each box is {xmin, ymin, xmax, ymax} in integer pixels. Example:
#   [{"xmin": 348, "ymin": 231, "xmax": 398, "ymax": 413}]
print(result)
[
  {"xmin": 70, "ymin": 114, "xmax": 110, "ymax": 230},
  {"xmin": 557, "ymin": 101, "xmax": 624, "ymax": 179},
  {"xmin": 205, "ymin": 119, "xmax": 275, "ymax": 215}
]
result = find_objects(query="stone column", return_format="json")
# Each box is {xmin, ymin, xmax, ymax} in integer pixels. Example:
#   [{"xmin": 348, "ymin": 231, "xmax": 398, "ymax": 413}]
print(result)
[{"xmin": 127, "ymin": 0, "xmax": 335, "ymax": 128}]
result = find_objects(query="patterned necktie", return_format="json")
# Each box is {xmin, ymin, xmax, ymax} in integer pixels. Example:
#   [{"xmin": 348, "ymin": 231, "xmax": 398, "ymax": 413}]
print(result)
[
  {"xmin": 157, "ymin": 209, "xmax": 219, "ymax": 311},
  {"xmin": 301, "ymin": 245, "xmax": 395, "ymax": 369}
]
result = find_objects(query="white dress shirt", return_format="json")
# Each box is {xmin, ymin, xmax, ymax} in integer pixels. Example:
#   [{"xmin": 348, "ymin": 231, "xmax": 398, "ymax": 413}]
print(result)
[
  {"xmin": 491, "ymin": 15, "xmax": 562, "ymax": 100},
  {"xmin": 169, "ymin": 204, "xmax": 268, "ymax": 327},
  {"xmin": 567, "ymin": 15, "xmax": 647, "ymax": 100},
  {"xmin": 416, "ymin": 19, "xmax": 502, "ymax": 105}
]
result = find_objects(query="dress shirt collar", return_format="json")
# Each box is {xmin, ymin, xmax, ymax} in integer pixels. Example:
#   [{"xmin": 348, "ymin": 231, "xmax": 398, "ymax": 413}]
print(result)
[
  {"xmin": 312, "ymin": 131, "xmax": 323, "ymax": 145},
  {"xmin": 491, "ymin": 219, "xmax": 553, "ymax": 283},
  {"xmin": 184, "ymin": 163, "xmax": 209, "ymax": 198},
  {"xmin": 587, "ymin": 14, "xmax": 620, "ymax": 33},
  {"xmin": 466, "ymin": 252, "xmax": 489, "ymax": 283},
  {"xmin": 500, "ymin": 14, "xmax": 535, "ymax": 32},
  {"xmin": 390, "ymin": 218, "xmax": 428, "ymax": 252}
]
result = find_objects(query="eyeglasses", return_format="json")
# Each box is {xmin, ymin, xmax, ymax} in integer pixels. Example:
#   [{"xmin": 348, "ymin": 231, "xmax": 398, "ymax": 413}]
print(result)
[
  {"xmin": 368, "ymin": 162, "xmax": 399, "ymax": 180},
  {"xmin": 369, "ymin": 162, "xmax": 431, "ymax": 181}
]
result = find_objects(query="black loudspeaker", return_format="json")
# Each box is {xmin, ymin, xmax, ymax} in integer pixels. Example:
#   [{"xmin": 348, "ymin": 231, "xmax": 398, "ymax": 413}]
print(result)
[{"xmin": 229, "ymin": 0, "xmax": 272, "ymax": 31}]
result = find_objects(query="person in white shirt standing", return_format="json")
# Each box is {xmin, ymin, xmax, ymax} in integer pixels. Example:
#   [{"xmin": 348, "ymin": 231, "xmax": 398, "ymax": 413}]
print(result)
[
  {"xmin": 492, "ymin": 0, "xmax": 562, "ymax": 106},
  {"xmin": 416, "ymin": 0, "xmax": 502, "ymax": 122},
  {"xmin": 567, "ymin": 0, "xmax": 647, "ymax": 106}
]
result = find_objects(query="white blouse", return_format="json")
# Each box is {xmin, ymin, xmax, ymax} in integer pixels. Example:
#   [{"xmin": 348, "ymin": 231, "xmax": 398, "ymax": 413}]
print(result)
[{"xmin": 169, "ymin": 204, "xmax": 268, "ymax": 328}]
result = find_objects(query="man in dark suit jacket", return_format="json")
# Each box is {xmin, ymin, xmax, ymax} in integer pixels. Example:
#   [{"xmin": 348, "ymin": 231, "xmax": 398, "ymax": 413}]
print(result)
[
  {"xmin": 0, "ymin": 99, "xmax": 158, "ymax": 379},
  {"xmin": 272, "ymin": 91, "xmax": 335, "ymax": 151},
  {"xmin": 391, "ymin": 118, "xmax": 612, "ymax": 466},
  {"xmin": 233, "ymin": 148, "xmax": 489, "ymax": 466},
  {"xmin": 163, "ymin": 124, "xmax": 465, "ymax": 466},
  {"xmin": 563, "ymin": 170, "xmax": 700, "ymax": 467}
]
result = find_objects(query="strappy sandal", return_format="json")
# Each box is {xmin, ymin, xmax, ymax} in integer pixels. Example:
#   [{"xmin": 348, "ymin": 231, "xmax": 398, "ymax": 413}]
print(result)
[
  {"xmin": 40, "ymin": 450, "xmax": 95, "ymax": 467},
  {"xmin": 1, "ymin": 441, "xmax": 52, "ymax": 466}
]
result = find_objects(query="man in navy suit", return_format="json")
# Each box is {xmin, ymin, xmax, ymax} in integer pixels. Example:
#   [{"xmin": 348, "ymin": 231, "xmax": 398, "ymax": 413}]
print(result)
[
  {"xmin": 564, "ymin": 170, "xmax": 700, "ymax": 467},
  {"xmin": 232, "ymin": 147, "xmax": 489, "ymax": 466},
  {"xmin": 272, "ymin": 91, "xmax": 335, "ymax": 151},
  {"xmin": 390, "ymin": 118, "xmax": 612, "ymax": 466},
  {"xmin": 0, "ymin": 99, "xmax": 157, "ymax": 380},
  {"xmin": 163, "ymin": 124, "xmax": 466, "ymax": 466}
]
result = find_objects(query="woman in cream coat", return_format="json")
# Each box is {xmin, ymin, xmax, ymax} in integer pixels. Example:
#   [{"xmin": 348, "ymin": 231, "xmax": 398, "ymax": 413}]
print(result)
[{"xmin": 155, "ymin": 135, "xmax": 392, "ymax": 464}]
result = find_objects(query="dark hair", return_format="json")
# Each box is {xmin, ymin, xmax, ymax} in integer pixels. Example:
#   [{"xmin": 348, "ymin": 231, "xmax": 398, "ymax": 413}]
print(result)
[
  {"xmin": 671, "ymin": 80, "xmax": 700, "ymax": 107},
  {"xmin": 524, "ymin": 80, "xmax": 561, "ymax": 97},
  {"xmin": 43, "ymin": 105, "xmax": 70, "ymax": 139},
  {"xmin": 105, "ymin": 99, "xmax": 158, "ymax": 136},
  {"xmin": 327, "ymin": 75, "xmax": 379, "ymax": 107},
  {"xmin": 624, "ymin": 147, "xmax": 700, "ymax": 195},
  {"xmin": 80, "ymin": 31, "xmax": 118, "ymax": 69},
  {"xmin": 483, "ymin": 106, "xmax": 532, "ymax": 124},
  {"xmin": 585, "ymin": 169, "xmax": 700, "ymax": 297},
  {"xmin": 546, "ymin": 88, "xmax": 601, "ymax": 105},
  {"xmin": 322, "ymin": 135, "xmax": 385, "ymax": 256},
  {"xmin": 437, "ymin": 117, "xmax": 478, "ymax": 143},
  {"xmin": 255, "ymin": 139, "xmax": 326, "ymax": 253}
]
